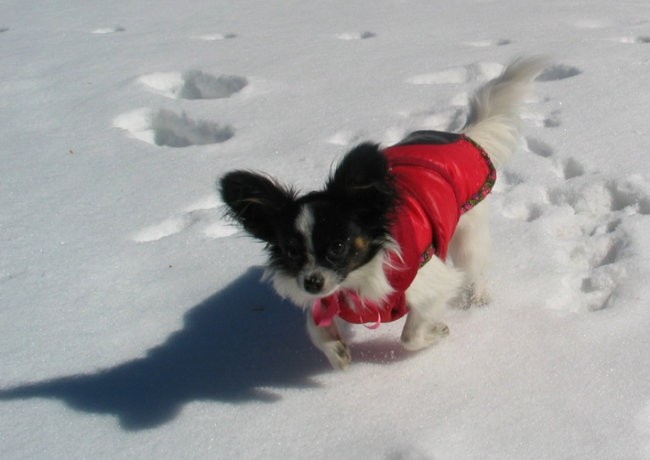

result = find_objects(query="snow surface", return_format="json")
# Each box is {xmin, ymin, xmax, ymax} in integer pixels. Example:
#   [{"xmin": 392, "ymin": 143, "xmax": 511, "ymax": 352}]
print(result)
[{"xmin": 1, "ymin": 0, "xmax": 650, "ymax": 458}]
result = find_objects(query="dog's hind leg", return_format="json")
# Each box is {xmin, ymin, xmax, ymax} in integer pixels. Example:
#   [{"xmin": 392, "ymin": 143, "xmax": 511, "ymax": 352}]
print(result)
[
  {"xmin": 449, "ymin": 199, "xmax": 492, "ymax": 307},
  {"xmin": 401, "ymin": 256, "xmax": 463, "ymax": 351}
]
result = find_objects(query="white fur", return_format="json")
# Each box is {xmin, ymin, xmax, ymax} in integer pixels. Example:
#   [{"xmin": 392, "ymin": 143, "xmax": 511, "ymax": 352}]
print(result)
[
  {"xmin": 294, "ymin": 204, "xmax": 343, "ymax": 297},
  {"xmin": 401, "ymin": 255, "xmax": 462, "ymax": 350},
  {"xmin": 272, "ymin": 204, "xmax": 344, "ymax": 306},
  {"xmin": 270, "ymin": 270, "xmax": 314, "ymax": 308},
  {"xmin": 286, "ymin": 57, "xmax": 548, "ymax": 369},
  {"xmin": 295, "ymin": 205, "xmax": 315, "ymax": 255},
  {"xmin": 448, "ymin": 198, "xmax": 492, "ymax": 306},
  {"xmin": 464, "ymin": 56, "xmax": 550, "ymax": 168},
  {"xmin": 305, "ymin": 313, "xmax": 351, "ymax": 370},
  {"xmin": 340, "ymin": 241, "xmax": 399, "ymax": 302},
  {"xmin": 395, "ymin": 57, "xmax": 548, "ymax": 355},
  {"xmin": 395, "ymin": 57, "xmax": 548, "ymax": 356}
]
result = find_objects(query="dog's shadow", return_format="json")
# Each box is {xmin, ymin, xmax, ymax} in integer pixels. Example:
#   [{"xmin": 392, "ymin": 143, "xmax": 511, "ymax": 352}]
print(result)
[{"xmin": 0, "ymin": 267, "xmax": 335, "ymax": 430}]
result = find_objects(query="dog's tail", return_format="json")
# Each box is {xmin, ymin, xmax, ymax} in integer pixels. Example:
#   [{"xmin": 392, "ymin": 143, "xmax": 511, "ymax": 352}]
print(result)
[{"xmin": 463, "ymin": 56, "xmax": 549, "ymax": 169}]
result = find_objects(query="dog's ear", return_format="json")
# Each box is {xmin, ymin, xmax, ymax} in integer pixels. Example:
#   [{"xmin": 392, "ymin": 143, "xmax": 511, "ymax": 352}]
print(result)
[
  {"xmin": 327, "ymin": 143, "xmax": 396, "ymax": 214},
  {"xmin": 220, "ymin": 171, "xmax": 297, "ymax": 243}
]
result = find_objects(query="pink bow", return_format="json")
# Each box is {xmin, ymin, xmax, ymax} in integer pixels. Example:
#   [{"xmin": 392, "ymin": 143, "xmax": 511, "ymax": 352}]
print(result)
[{"xmin": 313, "ymin": 290, "xmax": 382, "ymax": 329}]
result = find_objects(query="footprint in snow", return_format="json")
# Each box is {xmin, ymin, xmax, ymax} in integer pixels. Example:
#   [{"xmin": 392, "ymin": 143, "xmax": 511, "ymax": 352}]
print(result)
[
  {"xmin": 616, "ymin": 36, "xmax": 650, "ymax": 44},
  {"xmin": 114, "ymin": 108, "xmax": 234, "ymax": 148},
  {"xmin": 132, "ymin": 195, "xmax": 237, "ymax": 243},
  {"xmin": 555, "ymin": 156, "xmax": 586, "ymax": 180},
  {"xmin": 496, "ymin": 179, "xmax": 548, "ymax": 223},
  {"xmin": 327, "ymin": 129, "xmax": 368, "ymax": 146},
  {"xmin": 335, "ymin": 31, "xmax": 376, "ymax": 40},
  {"xmin": 497, "ymin": 85, "xmax": 648, "ymax": 313},
  {"xmin": 405, "ymin": 107, "xmax": 467, "ymax": 133},
  {"xmin": 394, "ymin": 61, "xmax": 507, "ymax": 138},
  {"xmin": 406, "ymin": 62, "xmax": 504, "ymax": 85},
  {"xmin": 403, "ymin": 59, "xmax": 636, "ymax": 312},
  {"xmin": 190, "ymin": 32, "xmax": 237, "ymax": 41},
  {"xmin": 498, "ymin": 150, "xmax": 650, "ymax": 312},
  {"xmin": 536, "ymin": 64, "xmax": 582, "ymax": 82},
  {"xmin": 545, "ymin": 177, "xmax": 636, "ymax": 311},
  {"xmin": 524, "ymin": 107, "xmax": 562, "ymax": 129},
  {"xmin": 542, "ymin": 110, "xmax": 562, "ymax": 128},
  {"xmin": 524, "ymin": 140, "xmax": 586, "ymax": 180},
  {"xmin": 385, "ymin": 445, "xmax": 431, "ymax": 460},
  {"xmin": 138, "ymin": 71, "xmax": 247, "ymax": 100},
  {"xmin": 464, "ymin": 38, "xmax": 512, "ymax": 47},
  {"xmin": 91, "ymin": 26, "xmax": 125, "ymax": 34},
  {"xmin": 525, "ymin": 136, "xmax": 555, "ymax": 158}
]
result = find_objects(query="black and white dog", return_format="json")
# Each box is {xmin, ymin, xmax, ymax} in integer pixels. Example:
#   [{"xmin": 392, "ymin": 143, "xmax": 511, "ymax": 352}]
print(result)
[{"xmin": 220, "ymin": 57, "xmax": 547, "ymax": 369}]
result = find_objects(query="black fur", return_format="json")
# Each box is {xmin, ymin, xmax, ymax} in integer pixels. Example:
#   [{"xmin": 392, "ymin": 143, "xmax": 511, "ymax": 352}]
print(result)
[
  {"xmin": 219, "ymin": 144, "xmax": 400, "ymax": 289},
  {"xmin": 325, "ymin": 143, "xmax": 397, "ymax": 229},
  {"xmin": 220, "ymin": 171, "xmax": 298, "ymax": 243}
]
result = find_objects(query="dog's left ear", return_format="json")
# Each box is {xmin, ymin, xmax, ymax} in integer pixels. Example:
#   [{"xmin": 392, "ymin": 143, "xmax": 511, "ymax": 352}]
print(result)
[{"xmin": 327, "ymin": 143, "xmax": 395, "ymax": 212}]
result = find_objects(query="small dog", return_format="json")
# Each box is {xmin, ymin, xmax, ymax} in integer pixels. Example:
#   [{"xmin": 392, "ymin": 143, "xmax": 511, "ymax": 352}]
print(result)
[{"xmin": 220, "ymin": 57, "xmax": 547, "ymax": 369}]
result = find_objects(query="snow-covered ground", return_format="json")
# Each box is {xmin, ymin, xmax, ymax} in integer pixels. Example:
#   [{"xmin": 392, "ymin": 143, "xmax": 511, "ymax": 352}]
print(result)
[{"xmin": 2, "ymin": 0, "xmax": 650, "ymax": 458}]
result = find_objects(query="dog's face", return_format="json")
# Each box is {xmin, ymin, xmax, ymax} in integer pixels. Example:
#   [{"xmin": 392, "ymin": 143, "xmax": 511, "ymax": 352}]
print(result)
[{"xmin": 220, "ymin": 143, "xmax": 398, "ymax": 305}]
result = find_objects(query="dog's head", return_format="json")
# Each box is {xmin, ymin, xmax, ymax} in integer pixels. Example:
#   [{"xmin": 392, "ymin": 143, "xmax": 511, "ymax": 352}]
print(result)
[{"xmin": 220, "ymin": 143, "xmax": 398, "ymax": 306}]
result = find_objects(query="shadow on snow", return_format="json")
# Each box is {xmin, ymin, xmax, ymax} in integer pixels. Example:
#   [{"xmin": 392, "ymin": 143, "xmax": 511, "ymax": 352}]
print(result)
[{"xmin": 0, "ymin": 267, "xmax": 330, "ymax": 430}]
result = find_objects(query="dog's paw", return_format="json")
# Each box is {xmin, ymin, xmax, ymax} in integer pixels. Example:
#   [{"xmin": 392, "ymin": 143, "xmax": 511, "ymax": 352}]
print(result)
[
  {"xmin": 401, "ymin": 321, "xmax": 449, "ymax": 351},
  {"xmin": 321, "ymin": 340, "xmax": 352, "ymax": 370}
]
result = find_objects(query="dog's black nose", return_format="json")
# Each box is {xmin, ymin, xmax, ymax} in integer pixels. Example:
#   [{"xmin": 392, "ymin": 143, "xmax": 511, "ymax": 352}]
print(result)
[{"xmin": 304, "ymin": 273, "xmax": 324, "ymax": 294}]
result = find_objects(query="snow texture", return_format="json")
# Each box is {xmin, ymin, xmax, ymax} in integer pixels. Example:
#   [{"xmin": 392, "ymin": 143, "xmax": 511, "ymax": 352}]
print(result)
[{"xmin": 1, "ymin": 0, "xmax": 650, "ymax": 459}]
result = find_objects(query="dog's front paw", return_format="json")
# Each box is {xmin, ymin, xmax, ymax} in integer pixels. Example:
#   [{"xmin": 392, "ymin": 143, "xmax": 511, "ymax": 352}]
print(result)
[
  {"xmin": 322, "ymin": 340, "xmax": 351, "ymax": 370},
  {"xmin": 401, "ymin": 321, "xmax": 449, "ymax": 351}
]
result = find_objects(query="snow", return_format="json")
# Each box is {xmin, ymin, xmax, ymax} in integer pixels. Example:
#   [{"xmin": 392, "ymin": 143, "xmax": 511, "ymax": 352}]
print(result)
[{"xmin": 1, "ymin": 0, "xmax": 650, "ymax": 458}]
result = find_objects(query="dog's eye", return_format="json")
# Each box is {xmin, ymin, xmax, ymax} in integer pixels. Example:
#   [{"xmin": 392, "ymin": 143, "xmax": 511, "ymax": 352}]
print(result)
[
  {"xmin": 326, "ymin": 240, "xmax": 347, "ymax": 262},
  {"xmin": 284, "ymin": 239, "xmax": 302, "ymax": 260}
]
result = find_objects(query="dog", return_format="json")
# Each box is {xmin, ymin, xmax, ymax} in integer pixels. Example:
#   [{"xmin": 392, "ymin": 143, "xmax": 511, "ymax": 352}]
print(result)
[{"xmin": 219, "ymin": 57, "xmax": 548, "ymax": 369}]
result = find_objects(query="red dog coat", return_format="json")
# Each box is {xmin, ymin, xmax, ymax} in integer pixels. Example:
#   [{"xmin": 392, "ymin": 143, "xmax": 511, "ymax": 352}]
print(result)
[{"xmin": 313, "ymin": 131, "xmax": 496, "ymax": 328}]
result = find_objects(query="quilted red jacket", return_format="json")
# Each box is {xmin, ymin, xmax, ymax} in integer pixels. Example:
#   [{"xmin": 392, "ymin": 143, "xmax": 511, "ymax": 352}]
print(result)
[{"xmin": 313, "ymin": 131, "xmax": 496, "ymax": 328}]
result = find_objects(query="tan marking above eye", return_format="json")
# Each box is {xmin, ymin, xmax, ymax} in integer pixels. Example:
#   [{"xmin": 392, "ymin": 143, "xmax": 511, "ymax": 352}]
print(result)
[{"xmin": 354, "ymin": 236, "xmax": 369, "ymax": 250}]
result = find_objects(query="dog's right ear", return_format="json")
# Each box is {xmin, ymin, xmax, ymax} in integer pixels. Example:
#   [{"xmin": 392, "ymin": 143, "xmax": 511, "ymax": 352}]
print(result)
[{"xmin": 219, "ymin": 171, "xmax": 297, "ymax": 243}]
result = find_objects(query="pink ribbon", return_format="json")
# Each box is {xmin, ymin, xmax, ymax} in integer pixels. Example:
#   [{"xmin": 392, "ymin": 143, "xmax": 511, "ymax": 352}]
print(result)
[{"xmin": 313, "ymin": 290, "xmax": 382, "ymax": 329}]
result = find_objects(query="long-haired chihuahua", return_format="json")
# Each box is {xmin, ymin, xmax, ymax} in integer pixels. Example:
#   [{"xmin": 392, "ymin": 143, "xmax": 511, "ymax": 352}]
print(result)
[{"xmin": 220, "ymin": 57, "xmax": 547, "ymax": 369}]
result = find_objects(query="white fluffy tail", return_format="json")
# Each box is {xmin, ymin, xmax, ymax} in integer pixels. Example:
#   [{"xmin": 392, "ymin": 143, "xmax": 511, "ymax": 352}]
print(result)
[{"xmin": 463, "ymin": 56, "xmax": 549, "ymax": 169}]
